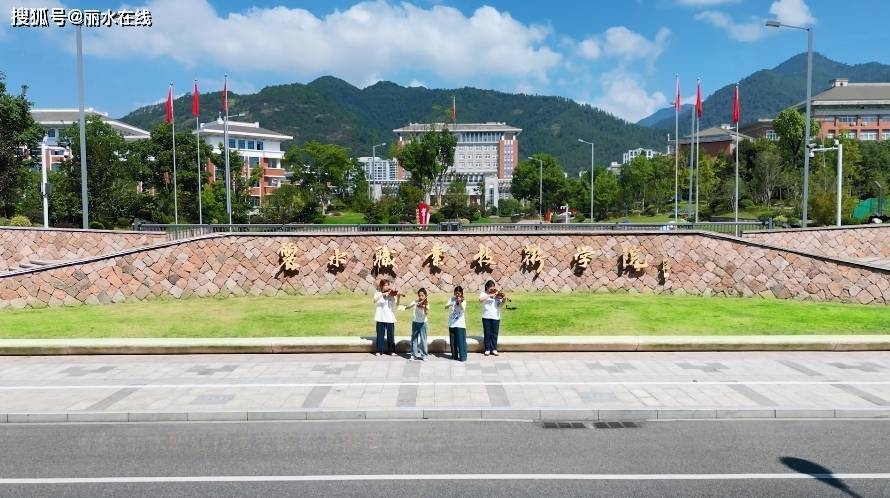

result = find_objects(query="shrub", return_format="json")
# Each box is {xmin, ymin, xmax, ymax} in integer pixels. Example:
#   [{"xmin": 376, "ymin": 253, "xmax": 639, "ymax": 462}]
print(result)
[
  {"xmin": 429, "ymin": 211, "xmax": 444, "ymax": 224},
  {"xmin": 9, "ymin": 215, "xmax": 31, "ymax": 227},
  {"xmin": 740, "ymin": 198, "xmax": 755, "ymax": 210},
  {"xmin": 0, "ymin": 217, "xmax": 8, "ymax": 226},
  {"xmin": 88, "ymin": 221, "xmax": 105, "ymax": 230}
]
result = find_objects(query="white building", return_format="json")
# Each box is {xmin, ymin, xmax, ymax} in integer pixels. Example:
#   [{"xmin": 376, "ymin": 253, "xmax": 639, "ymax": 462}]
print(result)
[
  {"xmin": 622, "ymin": 147, "xmax": 663, "ymax": 164},
  {"xmin": 29, "ymin": 108, "xmax": 149, "ymax": 173},
  {"xmin": 392, "ymin": 122, "xmax": 521, "ymax": 207},
  {"xmin": 196, "ymin": 120, "xmax": 292, "ymax": 207}
]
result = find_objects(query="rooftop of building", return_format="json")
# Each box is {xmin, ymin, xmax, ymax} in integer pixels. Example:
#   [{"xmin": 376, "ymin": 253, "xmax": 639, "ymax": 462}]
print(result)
[
  {"xmin": 31, "ymin": 108, "xmax": 150, "ymax": 139},
  {"xmin": 393, "ymin": 122, "xmax": 522, "ymax": 134},
  {"xmin": 679, "ymin": 124, "xmax": 752, "ymax": 145},
  {"xmin": 796, "ymin": 79, "xmax": 890, "ymax": 107},
  {"xmin": 197, "ymin": 120, "xmax": 293, "ymax": 140}
]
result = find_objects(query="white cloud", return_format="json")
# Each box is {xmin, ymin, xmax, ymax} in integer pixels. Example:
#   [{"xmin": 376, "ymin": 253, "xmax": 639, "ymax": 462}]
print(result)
[
  {"xmin": 602, "ymin": 26, "xmax": 670, "ymax": 62},
  {"xmin": 577, "ymin": 38, "xmax": 601, "ymax": 60},
  {"xmin": 769, "ymin": 0, "xmax": 815, "ymax": 26},
  {"xmin": 593, "ymin": 70, "xmax": 667, "ymax": 122},
  {"xmin": 694, "ymin": 11, "xmax": 765, "ymax": 42},
  {"xmin": 408, "ymin": 79, "xmax": 426, "ymax": 88},
  {"xmin": 675, "ymin": 0, "xmax": 738, "ymax": 5},
  {"xmin": 76, "ymin": 0, "xmax": 561, "ymax": 88}
]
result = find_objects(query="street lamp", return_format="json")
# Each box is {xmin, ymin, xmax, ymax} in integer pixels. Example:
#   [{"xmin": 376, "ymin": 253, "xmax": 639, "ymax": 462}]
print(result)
[
  {"xmin": 75, "ymin": 25, "xmax": 89, "ymax": 228},
  {"xmin": 578, "ymin": 139, "xmax": 594, "ymax": 220},
  {"xmin": 528, "ymin": 156, "xmax": 544, "ymax": 222},
  {"xmin": 371, "ymin": 142, "xmax": 386, "ymax": 201},
  {"xmin": 766, "ymin": 19, "xmax": 814, "ymax": 227},
  {"xmin": 217, "ymin": 110, "xmax": 246, "ymax": 225},
  {"xmin": 810, "ymin": 139, "xmax": 843, "ymax": 226}
]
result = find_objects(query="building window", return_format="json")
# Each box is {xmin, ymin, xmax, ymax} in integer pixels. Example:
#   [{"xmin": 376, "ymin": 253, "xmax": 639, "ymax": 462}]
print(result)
[
  {"xmin": 248, "ymin": 157, "xmax": 260, "ymax": 167},
  {"xmin": 861, "ymin": 115, "xmax": 877, "ymax": 125},
  {"xmin": 47, "ymin": 128, "xmax": 56, "ymax": 138},
  {"xmin": 837, "ymin": 116, "xmax": 857, "ymax": 125},
  {"xmin": 826, "ymin": 132, "xmax": 835, "ymax": 139},
  {"xmin": 229, "ymin": 139, "xmax": 236, "ymax": 149},
  {"xmin": 268, "ymin": 158, "xmax": 279, "ymax": 169},
  {"xmin": 882, "ymin": 131, "xmax": 890, "ymax": 141},
  {"xmin": 844, "ymin": 131, "xmax": 856, "ymax": 139},
  {"xmin": 247, "ymin": 140, "xmax": 255, "ymax": 150},
  {"xmin": 860, "ymin": 131, "xmax": 878, "ymax": 141},
  {"xmin": 256, "ymin": 141, "xmax": 263, "ymax": 151},
  {"xmin": 765, "ymin": 130, "xmax": 778, "ymax": 141},
  {"xmin": 238, "ymin": 139, "xmax": 246, "ymax": 149}
]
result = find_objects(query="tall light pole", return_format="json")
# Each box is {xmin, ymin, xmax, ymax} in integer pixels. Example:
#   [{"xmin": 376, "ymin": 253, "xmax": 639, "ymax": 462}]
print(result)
[
  {"xmin": 528, "ymin": 156, "xmax": 544, "ymax": 222},
  {"xmin": 578, "ymin": 139, "xmax": 594, "ymax": 219},
  {"xmin": 767, "ymin": 19, "xmax": 813, "ymax": 227},
  {"xmin": 371, "ymin": 142, "xmax": 386, "ymax": 201},
  {"xmin": 76, "ymin": 25, "xmax": 89, "ymax": 228},
  {"xmin": 811, "ymin": 140, "xmax": 843, "ymax": 226}
]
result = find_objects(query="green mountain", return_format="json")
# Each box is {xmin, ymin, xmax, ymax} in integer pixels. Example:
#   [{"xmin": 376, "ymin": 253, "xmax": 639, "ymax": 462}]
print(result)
[
  {"xmin": 120, "ymin": 78, "xmax": 667, "ymax": 176},
  {"xmin": 642, "ymin": 53, "xmax": 890, "ymax": 134}
]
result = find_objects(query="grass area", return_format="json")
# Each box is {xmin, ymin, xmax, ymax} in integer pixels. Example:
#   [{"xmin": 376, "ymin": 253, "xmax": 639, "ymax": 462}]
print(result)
[
  {"xmin": 604, "ymin": 214, "xmax": 674, "ymax": 223},
  {"xmin": 1, "ymin": 293, "xmax": 887, "ymax": 339},
  {"xmin": 322, "ymin": 211, "xmax": 365, "ymax": 224}
]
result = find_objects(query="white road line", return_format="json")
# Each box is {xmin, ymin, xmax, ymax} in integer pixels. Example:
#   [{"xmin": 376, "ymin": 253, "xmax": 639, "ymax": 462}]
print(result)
[
  {"xmin": 0, "ymin": 380, "xmax": 889, "ymax": 390},
  {"xmin": 2, "ymin": 473, "xmax": 890, "ymax": 484}
]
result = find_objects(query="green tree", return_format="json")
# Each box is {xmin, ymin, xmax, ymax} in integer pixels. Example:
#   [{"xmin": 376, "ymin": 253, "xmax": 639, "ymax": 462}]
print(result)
[
  {"xmin": 592, "ymin": 171, "xmax": 620, "ymax": 220},
  {"xmin": 284, "ymin": 141, "xmax": 353, "ymax": 214},
  {"xmin": 773, "ymin": 108, "xmax": 821, "ymax": 170},
  {"xmin": 261, "ymin": 184, "xmax": 305, "ymax": 224},
  {"xmin": 0, "ymin": 73, "xmax": 44, "ymax": 218},
  {"xmin": 395, "ymin": 127, "xmax": 457, "ymax": 203},
  {"xmin": 511, "ymin": 154, "xmax": 567, "ymax": 215}
]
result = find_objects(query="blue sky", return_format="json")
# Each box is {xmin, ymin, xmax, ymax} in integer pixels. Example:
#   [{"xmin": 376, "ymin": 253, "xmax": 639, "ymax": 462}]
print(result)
[{"xmin": 1, "ymin": 0, "xmax": 887, "ymax": 122}]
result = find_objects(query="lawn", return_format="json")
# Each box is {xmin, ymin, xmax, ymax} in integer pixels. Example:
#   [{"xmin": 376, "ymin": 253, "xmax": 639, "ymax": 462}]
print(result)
[
  {"xmin": 322, "ymin": 211, "xmax": 365, "ymax": 224},
  {"xmin": 1, "ymin": 293, "xmax": 887, "ymax": 339}
]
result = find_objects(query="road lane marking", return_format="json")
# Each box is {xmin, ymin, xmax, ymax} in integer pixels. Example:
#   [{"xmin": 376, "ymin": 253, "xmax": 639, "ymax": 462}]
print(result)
[
  {"xmin": 2, "ymin": 473, "xmax": 890, "ymax": 484},
  {"xmin": 0, "ymin": 381, "xmax": 889, "ymax": 390}
]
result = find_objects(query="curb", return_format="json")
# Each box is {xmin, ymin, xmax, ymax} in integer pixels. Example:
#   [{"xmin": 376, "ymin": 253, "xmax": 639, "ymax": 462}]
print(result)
[
  {"xmin": 3, "ymin": 335, "xmax": 890, "ymax": 355},
  {"xmin": 2, "ymin": 408, "xmax": 889, "ymax": 424}
]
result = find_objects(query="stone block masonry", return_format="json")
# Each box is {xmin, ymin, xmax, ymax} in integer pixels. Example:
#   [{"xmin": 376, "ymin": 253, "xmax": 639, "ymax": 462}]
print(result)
[
  {"xmin": 0, "ymin": 227, "xmax": 167, "ymax": 271},
  {"xmin": 744, "ymin": 225, "xmax": 890, "ymax": 261},
  {"xmin": 0, "ymin": 230, "xmax": 888, "ymax": 309}
]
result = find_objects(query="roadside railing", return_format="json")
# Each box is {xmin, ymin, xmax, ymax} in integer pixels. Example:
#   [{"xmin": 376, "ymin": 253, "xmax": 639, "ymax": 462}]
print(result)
[{"xmin": 136, "ymin": 220, "xmax": 772, "ymax": 241}]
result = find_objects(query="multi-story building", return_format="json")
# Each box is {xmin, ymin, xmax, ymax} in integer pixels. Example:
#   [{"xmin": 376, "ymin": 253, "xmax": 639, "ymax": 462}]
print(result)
[
  {"xmin": 196, "ymin": 120, "xmax": 292, "ymax": 207},
  {"xmin": 357, "ymin": 156, "xmax": 401, "ymax": 200},
  {"xmin": 678, "ymin": 124, "xmax": 751, "ymax": 157},
  {"xmin": 621, "ymin": 147, "xmax": 663, "ymax": 164},
  {"xmin": 739, "ymin": 118, "xmax": 778, "ymax": 141},
  {"xmin": 795, "ymin": 78, "xmax": 890, "ymax": 142},
  {"xmin": 29, "ymin": 108, "xmax": 149, "ymax": 173},
  {"xmin": 393, "ymin": 122, "xmax": 520, "ymax": 207}
]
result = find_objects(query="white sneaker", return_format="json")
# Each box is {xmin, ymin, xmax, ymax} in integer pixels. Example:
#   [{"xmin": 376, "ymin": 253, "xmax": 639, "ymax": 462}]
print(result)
[
  {"xmin": 409, "ymin": 356, "xmax": 415, "ymax": 361},
  {"xmin": 492, "ymin": 350, "xmax": 499, "ymax": 356},
  {"xmin": 375, "ymin": 352, "xmax": 382, "ymax": 356},
  {"xmin": 484, "ymin": 351, "xmax": 490, "ymax": 356}
]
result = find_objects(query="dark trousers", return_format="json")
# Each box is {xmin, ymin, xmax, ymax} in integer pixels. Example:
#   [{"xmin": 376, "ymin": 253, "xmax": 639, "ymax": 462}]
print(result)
[
  {"xmin": 375, "ymin": 321, "xmax": 396, "ymax": 354},
  {"xmin": 482, "ymin": 318, "xmax": 500, "ymax": 352},
  {"xmin": 449, "ymin": 327, "xmax": 467, "ymax": 362}
]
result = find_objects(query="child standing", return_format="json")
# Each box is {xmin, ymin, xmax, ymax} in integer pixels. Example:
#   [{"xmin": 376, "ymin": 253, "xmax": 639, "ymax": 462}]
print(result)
[
  {"xmin": 479, "ymin": 280, "xmax": 505, "ymax": 356},
  {"xmin": 446, "ymin": 286, "xmax": 467, "ymax": 362},
  {"xmin": 372, "ymin": 279, "xmax": 399, "ymax": 356},
  {"xmin": 403, "ymin": 288, "xmax": 429, "ymax": 361}
]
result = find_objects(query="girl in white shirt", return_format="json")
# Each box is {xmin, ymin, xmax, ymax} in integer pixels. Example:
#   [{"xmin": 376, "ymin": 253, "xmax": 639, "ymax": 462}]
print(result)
[
  {"xmin": 372, "ymin": 279, "xmax": 400, "ymax": 356},
  {"xmin": 446, "ymin": 286, "xmax": 467, "ymax": 362},
  {"xmin": 479, "ymin": 279, "xmax": 505, "ymax": 356},
  {"xmin": 403, "ymin": 288, "xmax": 429, "ymax": 361}
]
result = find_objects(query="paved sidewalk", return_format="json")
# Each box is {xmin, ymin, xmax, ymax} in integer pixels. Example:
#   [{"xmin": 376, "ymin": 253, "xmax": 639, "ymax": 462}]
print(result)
[{"xmin": 1, "ymin": 352, "xmax": 889, "ymax": 422}]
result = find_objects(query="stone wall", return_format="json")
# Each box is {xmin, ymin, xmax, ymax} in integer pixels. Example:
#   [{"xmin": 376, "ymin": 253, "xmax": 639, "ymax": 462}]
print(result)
[
  {"xmin": 1, "ymin": 231, "xmax": 888, "ymax": 309},
  {"xmin": 743, "ymin": 225, "xmax": 890, "ymax": 260},
  {"xmin": 0, "ymin": 228, "xmax": 167, "ymax": 271}
]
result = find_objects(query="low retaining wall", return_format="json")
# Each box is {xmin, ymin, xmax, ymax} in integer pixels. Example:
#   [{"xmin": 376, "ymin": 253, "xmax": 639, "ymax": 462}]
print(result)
[
  {"xmin": 0, "ymin": 231, "xmax": 888, "ymax": 308},
  {"xmin": 0, "ymin": 227, "xmax": 166, "ymax": 271},
  {"xmin": 743, "ymin": 224, "xmax": 890, "ymax": 260}
]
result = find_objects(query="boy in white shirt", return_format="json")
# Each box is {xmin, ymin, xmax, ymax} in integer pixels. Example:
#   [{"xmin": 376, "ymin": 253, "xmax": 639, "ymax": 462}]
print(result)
[
  {"xmin": 479, "ymin": 280, "xmax": 505, "ymax": 356},
  {"xmin": 402, "ymin": 288, "xmax": 429, "ymax": 360},
  {"xmin": 446, "ymin": 286, "xmax": 467, "ymax": 362},
  {"xmin": 372, "ymin": 279, "xmax": 399, "ymax": 355}
]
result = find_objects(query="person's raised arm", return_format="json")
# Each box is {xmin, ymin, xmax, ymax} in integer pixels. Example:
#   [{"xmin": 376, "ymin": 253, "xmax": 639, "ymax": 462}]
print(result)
[{"xmin": 373, "ymin": 291, "xmax": 384, "ymax": 304}]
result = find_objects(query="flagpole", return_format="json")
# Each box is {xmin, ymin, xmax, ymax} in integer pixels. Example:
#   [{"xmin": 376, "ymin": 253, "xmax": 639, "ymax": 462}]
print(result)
[
  {"xmin": 688, "ymin": 103, "xmax": 694, "ymax": 219},
  {"xmin": 170, "ymin": 83, "xmax": 179, "ymax": 225},
  {"xmin": 223, "ymin": 75, "xmax": 232, "ymax": 225},
  {"xmin": 694, "ymin": 78, "xmax": 701, "ymax": 224},
  {"xmin": 734, "ymin": 83, "xmax": 740, "ymax": 233},
  {"xmin": 674, "ymin": 74, "xmax": 679, "ymax": 223},
  {"xmin": 195, "ymin": 80, "xmax": 203, "ymax": 225}
]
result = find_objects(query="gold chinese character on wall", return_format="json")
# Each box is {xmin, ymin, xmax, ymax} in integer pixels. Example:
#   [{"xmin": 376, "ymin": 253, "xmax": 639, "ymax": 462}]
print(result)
[
  {"xmin": 572, "ymin": 245, "xmax": 595, "ymax": 273},
  {"xmin": 659, "ymin": 257, "xmax": 670, "ymax": 282},
  {"xmin": 276, "ymin": 242, "xmax": 301, "ymax": 275},
  {"xmin": 621, "ymin": 246, "xmax": 649, "ymax": 273},
  {"xmin": 470, "ymin": 243, "xmax": 494, "ymax": 272},
  {"xmin": 522, "ymin": 243, "xmax": 544, "ymax": 276},
  {"xmin": 424, "ymin": 243, "xmax": 446, "ymax": 272},
  {"xmin": 327, "ymin": 248, "xmax": 349, "ymax": 272},
  {"xmin": 372, "ymin": 245, "xmax": 397, "ymax": 274}
]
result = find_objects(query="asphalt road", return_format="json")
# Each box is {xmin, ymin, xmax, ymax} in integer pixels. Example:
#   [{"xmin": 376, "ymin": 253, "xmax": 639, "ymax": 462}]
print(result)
[{"xmin": 0, "ymin": 419, "xmax": 888, "ymax": 497}]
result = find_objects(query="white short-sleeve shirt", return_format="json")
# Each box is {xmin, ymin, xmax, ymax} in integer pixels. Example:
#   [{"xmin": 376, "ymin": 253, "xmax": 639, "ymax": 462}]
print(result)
[
  {"xmin": 374, "ymin": 292, "xmax": 397, "ymax": 323},
  {"xmin": 479, "ymin": 291, "xmax": 502, "ymax": 320},
  {"xmin": 447, "ymin": 297, "xmax": 466, "ymax": 328},
  {"xmin": 411, "ymin": 299, "xmax": 428, "ymax": 324}
]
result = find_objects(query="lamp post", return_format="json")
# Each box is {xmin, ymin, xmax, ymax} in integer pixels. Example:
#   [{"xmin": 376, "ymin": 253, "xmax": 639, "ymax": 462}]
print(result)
[
  {"xmin": 75, "ymin": 25, "xmax": 89, "ymax": 228},
  {"xmin": 766, "ymin": 19, "xmax": 813, "ymax": 227},
  {"xmin": 578, "ymin": 139, "xmax": 594, "ymax": 220},
  {"xmin": 371, "ymin": 142, "xmax": 386, "ymax": 201},
  {"xmin": 810, "ymin": 140, "xmax": 843, "ymax": 226},
  {"xmin": 528, "ymin": 156, "xmax": 544, "ymax": 222}
]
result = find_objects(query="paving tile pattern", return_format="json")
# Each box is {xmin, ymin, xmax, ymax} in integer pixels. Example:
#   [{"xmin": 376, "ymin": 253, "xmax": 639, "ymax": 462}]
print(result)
[
  {"xmin": 0, "ymin": 227, "xmax": 165, "ymax": 271},
  {"xmin": 1, "ymin": 352, "xmax": 889, "ymax": 415},
  {"xmin": 1, "ymin": 232, "xmax": 889, "ymax": 309}
]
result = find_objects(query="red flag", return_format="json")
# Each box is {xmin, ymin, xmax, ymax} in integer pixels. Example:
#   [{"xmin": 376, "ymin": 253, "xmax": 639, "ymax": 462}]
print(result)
[
  {"xmin": 165, "ymin": 85, "xmax": 173, "ymax": 124},
  {"xmin": 731, "ymin": 84, "xmax": 740, "ymax": 124},
  {"xmin": 695, "ymin": 79, "xmax": 703, "ymax": 118},
  {"xmin": 675, "ymin": 75, "xmax": 681, "ymax": 113},
  {"xmin": 451, "ymin": 95, "xmax": 456, "ymax": 123},
  {"xmin": 192, "ymin": 80, "xmax": 200, "ymax": 117},
  {"xmin": 222, "ymin": 76, "xmax": 228, "ymax": 114}
]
